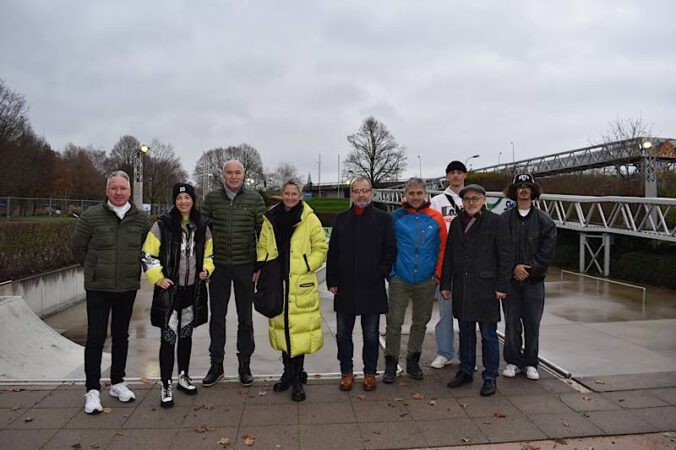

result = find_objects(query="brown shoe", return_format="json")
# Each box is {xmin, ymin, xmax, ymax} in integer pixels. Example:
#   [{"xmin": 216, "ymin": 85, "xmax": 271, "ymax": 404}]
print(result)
[
  {"xmin": 339, "ymin": 373, "xmax": 354, "ymax": 391},
  {"xmin": 363, "ymin": 373, "xmax": 377, "ymax": 391}
]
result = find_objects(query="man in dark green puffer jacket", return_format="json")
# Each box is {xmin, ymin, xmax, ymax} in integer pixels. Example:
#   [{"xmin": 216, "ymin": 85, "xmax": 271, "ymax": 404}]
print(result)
[
  {"xmin": 71, "ymin": 170, "xmax": 149, "ymax": 414},
  {"xmin": 201, "ymin": 160, "xmax": 266, "ymax": 387}
]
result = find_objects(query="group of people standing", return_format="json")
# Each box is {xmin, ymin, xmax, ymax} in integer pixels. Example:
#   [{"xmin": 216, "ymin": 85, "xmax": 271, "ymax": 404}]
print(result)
[{"xmin": 71, "ymin": 157, "xmax": 556, "ymax": 414}]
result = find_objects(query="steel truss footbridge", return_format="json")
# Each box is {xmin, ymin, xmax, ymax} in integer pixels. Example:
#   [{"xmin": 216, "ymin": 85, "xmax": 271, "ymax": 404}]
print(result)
[{"xmin": 372, "ymin": 136, "xmax": 676, "ymax": 276}]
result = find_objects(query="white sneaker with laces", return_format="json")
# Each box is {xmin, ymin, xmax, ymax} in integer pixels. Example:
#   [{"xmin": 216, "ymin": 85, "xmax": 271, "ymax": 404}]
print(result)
[
  {"xmin": 161, "ymin": 383, "xmax": 174, "ymax": 408},
  {"xmin": 109, "ymin": 382, "xmax": 136, "ymax": 402},
  {"xmin": 177, "ymin": 371, "xmax": 197, "ymax": 395},
  {"xmin": 84, "ymin": 389, "xmax": 103, "ymax": 414},
  {"xmin": 525, "ymin": 366, "xmax": 540, "ymax": 380},
  {"xmin": 430, "ymin": 355, "xmax": 455, "ymax": 369},
  {"xmin": 502, "ymin": 364, "xmax": 520, "ymax": 378}
]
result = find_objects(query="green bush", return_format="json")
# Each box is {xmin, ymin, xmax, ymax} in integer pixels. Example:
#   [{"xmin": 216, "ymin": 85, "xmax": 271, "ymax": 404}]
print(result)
[
  {"xmin": 0, "ymin": 220, "xmax": 77, "ymax": 282},
  {"xmin": 306, "ymin": 198, "xmax": 351, "ymax": 212}
]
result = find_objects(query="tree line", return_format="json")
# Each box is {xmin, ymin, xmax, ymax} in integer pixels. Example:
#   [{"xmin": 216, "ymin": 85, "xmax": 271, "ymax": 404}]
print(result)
[{"xmin": 1, "ymin": 79, "xmax": 410, "ymax": 206}]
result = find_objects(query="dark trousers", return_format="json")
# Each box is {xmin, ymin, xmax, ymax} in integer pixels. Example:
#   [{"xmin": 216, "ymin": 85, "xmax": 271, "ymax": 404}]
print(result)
[
  {"xmin": 84, "ymin": 290, "xmax": 136, "ymax": 391},
  {"xmin": 502, "ymin": 280, "xmax": 545, "ymax": 368},
  {"xmin": 458, "ymin": 320, "xmax": 499, "ymax": 381},
  {"xmin": 159, "ymin": 286, "xmax": 194, "ymax": 382},
  {"xmin": 208, "ymin": 263, "xmax": 255, "ymax": 365},
  {"xmin": 336, "ymin": 312, "xmax": 381, "ymax": 375}
]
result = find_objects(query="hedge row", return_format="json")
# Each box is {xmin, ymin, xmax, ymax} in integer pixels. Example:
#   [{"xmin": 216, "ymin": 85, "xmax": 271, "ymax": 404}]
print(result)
[{"xmin": 0, "ymin": 220, "xmax": 77, "ymax": 282}]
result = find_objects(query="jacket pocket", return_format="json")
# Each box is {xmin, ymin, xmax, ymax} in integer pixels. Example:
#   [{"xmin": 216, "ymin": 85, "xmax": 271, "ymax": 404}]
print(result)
[
  {"xmin": 294, "ymin": 273, "xmax": 317, "ymax": 309},
  {"xmin": 478, "ymin": 271, "xmax": 496, "ymax": 279}
]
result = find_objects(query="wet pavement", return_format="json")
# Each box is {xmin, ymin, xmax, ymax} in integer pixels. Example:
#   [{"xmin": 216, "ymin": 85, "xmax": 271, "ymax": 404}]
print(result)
[{"xmin": 0, "ymin": 266, "xmax": 673, "ymax": 448}]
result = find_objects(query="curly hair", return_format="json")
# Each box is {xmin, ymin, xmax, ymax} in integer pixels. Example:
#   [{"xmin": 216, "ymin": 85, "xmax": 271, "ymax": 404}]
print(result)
[{"xmin": 504, "ymin": 182, "xmax": 541, "ymax": 201}]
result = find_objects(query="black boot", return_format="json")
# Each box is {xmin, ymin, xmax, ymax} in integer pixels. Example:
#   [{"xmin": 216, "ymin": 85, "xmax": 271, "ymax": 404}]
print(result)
[
  {"xmin": 291, "ymin": 355, "xmax": 306, "ymax": 402},
  {"xmin": 406, "ymin": 352, "xmax": 424, "ymax": 380},
  {"xmin": 238, "ymin": 361, "xmax": 253, "ymax": 387},
  {"xmin": 202, "ymin": 364, "xmax": 224, "ymax": 387},
  {"xmin": 382, "ymin": 355, "xmax": 398, "ymax": 384},
  {"xmin": 274, "ymin": 352, "xmax": 293, "ymax": 392}
]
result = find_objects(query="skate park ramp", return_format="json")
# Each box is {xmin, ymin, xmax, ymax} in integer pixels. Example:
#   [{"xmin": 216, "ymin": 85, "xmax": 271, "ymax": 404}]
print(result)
[{"xmin": 0, "ymin": 295, "xmax": 110, "ymax": 381}]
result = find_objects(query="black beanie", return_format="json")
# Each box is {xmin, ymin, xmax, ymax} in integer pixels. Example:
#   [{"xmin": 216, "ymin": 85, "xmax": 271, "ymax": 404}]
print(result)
[
  {"xmin": 445, "ymin": 160, "xmax": 467, "ymax": 173},
  {"xmin": 172, "ymin": 183, "xmax": 196, "ymax": 203}
]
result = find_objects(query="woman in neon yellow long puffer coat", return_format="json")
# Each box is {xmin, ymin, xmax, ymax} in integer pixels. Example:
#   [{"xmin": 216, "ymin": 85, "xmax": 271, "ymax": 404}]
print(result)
[{"xmin": 255, "ymin": 180, "xmax": 328, "ymax": 401}]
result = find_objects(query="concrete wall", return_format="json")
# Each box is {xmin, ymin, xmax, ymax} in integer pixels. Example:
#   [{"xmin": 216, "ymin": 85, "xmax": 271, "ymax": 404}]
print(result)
[{"xmin": 0, "ymin": 265, "xmax": 84, "ymax": 318}]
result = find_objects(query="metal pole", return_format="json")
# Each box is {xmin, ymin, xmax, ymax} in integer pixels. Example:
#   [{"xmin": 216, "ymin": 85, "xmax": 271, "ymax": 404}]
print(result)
[
  {"xmin": 579, "ymin": 233, "xmax": 585, "ymax": 273},
  {"xmin": 337, "ymin": 153, "xmax": 340, "ymax": 198},
  {"xmin": 511, "ymin": 141, "xmax": 515, "ymax": 163},
  {"xmin": 318, "ymin": 153, "xmax": 321, "ymax": 198}
]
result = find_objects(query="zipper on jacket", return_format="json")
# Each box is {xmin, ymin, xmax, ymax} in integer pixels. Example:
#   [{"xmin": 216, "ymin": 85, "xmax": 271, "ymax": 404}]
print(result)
[
  {"xmin": 303, "ymin": 254, "xmax": 311, "ymax": 272},
  {"xmin": 413, "ymin": 213, "xmax": 419, "ymax": 284}
]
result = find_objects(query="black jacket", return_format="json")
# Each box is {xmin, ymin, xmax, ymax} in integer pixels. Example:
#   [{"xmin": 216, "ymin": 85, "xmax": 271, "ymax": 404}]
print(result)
[
  {"xmin": 326, "ymin": 204, "xmax": 397, "ymax": 314},
  {"xmin": 502, "ymin": 207, "xmax": 557, "ymax": 282},
  {"xmin": 440, "ymin": 210, "xmax": 513, "ymax": 323},
  {"xmin": 150, "ymin": 209, "xmax": 211, "ymax": 328}
]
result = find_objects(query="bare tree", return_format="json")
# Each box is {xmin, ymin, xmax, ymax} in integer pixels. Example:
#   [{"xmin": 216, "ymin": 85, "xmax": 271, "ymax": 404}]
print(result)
[
  {"xmin": 600, "ymin": 116, "xmax": 653, "ymax": 177},
  {"xmin": 0, "ymin": 79, "xmax": 29, "ymax": 146},
  {"xmin": 343, "ymin": 117, "xmax": 407, "ymax": 187},
  {"xmin": 105, "ymin": 135, "xmax": 141, "ymax": 176},
  {"xmin": 144, "ymin": 138, "xmax": 187, "ymax": 204},
  {"xmin": 57, "ymin": 143, "xmax": 107, "ymax": 200},
  {"xmin": 268, "ymin": 162, "xmax": 300, "ymax": 190},
  {"xmin": 193, "ymin": 143, "xmax": 265, "ymax": 196}
]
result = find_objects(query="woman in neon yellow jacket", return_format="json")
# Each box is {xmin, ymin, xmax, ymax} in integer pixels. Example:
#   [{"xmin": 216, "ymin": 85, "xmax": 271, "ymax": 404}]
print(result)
[{"xmin": 255, "ymin": 179, "xmax": 328, "ymax": 402}]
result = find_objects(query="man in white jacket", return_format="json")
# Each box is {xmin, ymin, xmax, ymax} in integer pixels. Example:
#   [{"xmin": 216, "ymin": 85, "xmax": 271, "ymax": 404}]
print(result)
[{"xmin": 429, "ymin": 160, "xmax": 467, "ymax": 369}]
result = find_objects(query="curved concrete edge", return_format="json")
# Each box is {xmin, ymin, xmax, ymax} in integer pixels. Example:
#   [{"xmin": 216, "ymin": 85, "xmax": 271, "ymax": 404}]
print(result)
[{"xmin": 0, "ymin": 295, "xmax": 110, "ymax": 381}]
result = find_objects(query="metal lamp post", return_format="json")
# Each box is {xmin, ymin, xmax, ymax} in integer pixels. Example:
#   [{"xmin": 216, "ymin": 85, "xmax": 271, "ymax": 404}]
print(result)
[
  {"xmin": 464, "ymin": 154, "xmax": 480, "ymax": 169},
  {"xmin": 133, "ymin": 144, "xmax": 150, "ymax": 210}
]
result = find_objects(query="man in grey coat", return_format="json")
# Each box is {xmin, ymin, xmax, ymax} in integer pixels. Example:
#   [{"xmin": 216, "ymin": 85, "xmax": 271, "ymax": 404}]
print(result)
[{"xmin": 440, "ymin": 184, "xmax": 512, "ymax": 397}]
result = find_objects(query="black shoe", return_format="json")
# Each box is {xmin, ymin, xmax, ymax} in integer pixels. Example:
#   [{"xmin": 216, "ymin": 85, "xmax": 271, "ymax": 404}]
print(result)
[
  {"xmin": 447, "ymin": 371, "xmax": 473, "ymax": 388},
  {"xmin": 291, "ymin": 381, "xmax": 306, "ymax": 402},
  {"xmin": 406, "ymin": 352, "xmax": 424, "ymax": 380},
  {"xmin": 202, "ymin": 364, "xmax": 224, "ymax": 387},
  {"xmin": 382, "ymin": 355, "xmax": 398, "ymax": 384},
  {"xmin": 238, "ymin": 361, "xmax": 254, "ymax": 387},
  {"xmin": 480, "ymin": 379, "xmax": 496, "ymax": 397}
]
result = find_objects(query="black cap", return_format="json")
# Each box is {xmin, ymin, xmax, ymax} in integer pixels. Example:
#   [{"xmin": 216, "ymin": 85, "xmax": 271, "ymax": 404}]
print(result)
[
  {"xmin": 172, "ymin": 183, "xmax": 196, "ymax": 203},
  {"xmin": 459, "ymin": 183, "xmax": 486, "ymax": 198},
  {"xmin": 511, "ymin": 173, "xmax": 536, "ymax": 187},
  {"xmin": 445, "ymin": 160, "xmax": 467, "ymax": 173}
]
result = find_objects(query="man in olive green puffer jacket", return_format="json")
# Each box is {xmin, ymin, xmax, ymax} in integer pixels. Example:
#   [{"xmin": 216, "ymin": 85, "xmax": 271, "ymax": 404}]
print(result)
[
  {"xmin": 71, "ymin": 170, "xmax": 149, "ymax": 415},
  {"xmin": 201, "ymin": 160, "xmax": 266, "ymax": 388}
]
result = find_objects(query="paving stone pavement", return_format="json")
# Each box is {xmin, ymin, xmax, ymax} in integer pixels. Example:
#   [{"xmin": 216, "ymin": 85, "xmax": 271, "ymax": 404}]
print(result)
[{"xmin": 1, "ymin": 360, "xmax": 675, "ymax": 449}]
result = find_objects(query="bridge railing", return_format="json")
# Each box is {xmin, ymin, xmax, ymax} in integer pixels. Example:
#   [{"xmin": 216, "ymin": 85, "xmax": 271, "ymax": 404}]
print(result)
[{"xmin": 372, "ymin": 189, "xmax": 676, "ymax": 242}]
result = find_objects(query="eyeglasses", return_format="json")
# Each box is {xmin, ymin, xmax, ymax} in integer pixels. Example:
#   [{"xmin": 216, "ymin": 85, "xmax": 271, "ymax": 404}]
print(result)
[
  {"xmin": 351, "ymin": 188, "xmax": 372, "ymax": 194},
  {"xmin": 462, "ymin": 196, "xmax": 483, "ymax": 204}
]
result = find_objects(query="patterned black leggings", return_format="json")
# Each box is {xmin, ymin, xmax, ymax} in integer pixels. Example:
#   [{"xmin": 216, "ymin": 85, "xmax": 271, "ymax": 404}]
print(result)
[{"xmin": 159, "ymin": 286, "xmax": 195, "ymax": 383}]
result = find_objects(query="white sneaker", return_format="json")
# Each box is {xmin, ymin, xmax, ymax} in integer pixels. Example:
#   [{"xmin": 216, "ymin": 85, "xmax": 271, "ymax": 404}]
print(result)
[
  {"xmin": 177, "ymin": 371, "xmax": 197, "ymax": 395},
  {"xmin": 109, "ymin": 382, "xmax": 136, "ymax": 402},
  {"xmin": 161, "ymin": 383, "xmax": 174, "ymax": 408},
  {"xmin": 84, "ymin": 389, "xmax": 103, "ymax": 414},
  {"xmin": 525, "ymin": 366, "xmax": 540, "ymax": 380},
  {"xmin": 430, "ymin": 355, "xmax": 455, "ymax": 369},
  {"xmin": 502, "ymin": 364, "xmax": 521, "ymax": 378}
]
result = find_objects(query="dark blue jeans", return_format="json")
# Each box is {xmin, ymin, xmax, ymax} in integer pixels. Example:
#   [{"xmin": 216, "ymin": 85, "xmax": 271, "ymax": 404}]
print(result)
[
  {"xmin": 502, "ymin": 280, "xmax": 545, "ymax": 368},
  {"xmin": 336, "ymin": 312, "xmax": 380, "ymax": 374},
  {"xmin": 458, "ymin": 320, "xmax": 499, "ymax": 381}
]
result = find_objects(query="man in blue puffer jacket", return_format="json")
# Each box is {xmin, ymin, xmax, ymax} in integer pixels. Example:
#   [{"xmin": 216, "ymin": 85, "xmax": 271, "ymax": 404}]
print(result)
[{"xmin": 383, "ymin": 178, "xmax": 447, "ymax": 384}]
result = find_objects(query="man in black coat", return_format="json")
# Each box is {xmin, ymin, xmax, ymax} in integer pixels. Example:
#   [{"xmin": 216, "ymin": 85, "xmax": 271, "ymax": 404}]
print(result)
[
  {"xmin": 327, "ymin": 177, "xmax": 397, "ymax": 392},
  {"xmin": 440, "ymin": 184, "xmax": 513, "ymax": 397},
  {"xmin": 501, "ymin": 173, "xmax": 557, "ymax": 381}
]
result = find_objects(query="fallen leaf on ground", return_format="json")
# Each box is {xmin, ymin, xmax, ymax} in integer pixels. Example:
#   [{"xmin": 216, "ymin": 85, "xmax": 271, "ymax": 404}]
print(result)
[
  {"xmin": 594, "ymin": 379, "xmax": 606, "ymax": 385},
  {"xmin": 10, "ymin": 405, "xmax": 21, "ymax": 411},
  {"xmin": 399, "ymin": 381, "xmax": 408, "ymax": 386},
  {"xmin": 114, "ymin": 432, "xmax": 124, "ymax": 437},
  {"xmin": 494, "ymin": 412, "xmax": 506, "ymax": 418},
  {"xmin": 23, "ymin": 417, "xmax": 33, "ymax": 422},
  {"xmin": 428, "ymin": 400, "xmax": 436, "ymax": 406},
  {"xmin": 236, "ymin": 389, "xmax": 246, "ymax": 396},
  {"xmin": 195, "ymin": 425, "xmax": 214, "ymax": 433},
  {"xmin": 581, "ymin": 396, "xmax": 592, "ymax": 401},
  {"xmin": 462, "ymin": 438, "xmax": 470, "ymax": 443},
  {"xmin": 11, "ymin": 388, "xmax": 25, "ymax": 392},
  {"xmin": 217, "ymin": 436, "xmax": 231, "ymax": 447},
  {"xmin": 394, "ymin": 397, "xmax": 404, "ymax": 402},
  {"xmin": 257, "ymin": 390, "xmax": 269, "ymax": 396},
  {"xmin": 561, "ymin": 421, "xmax": 569, "ymax": 427},
  {"xmin": 412, "ymin": 393, "xmax": 425, "ymax": 400},
  {"xmin": 399, "ymin": 412, "xmax": 408, "ymax": 417},
  {"xmin": 314, "ymin": 374, "xmax": 322, "ymax": 379},
  {"xmin": 71, "ymin": 444, "xmax": 81, "ymax": 449},
  {"xmin": 139, "ymin": 376, "xmax": 150, "ymax": 384},
  {"xmin": 103, "ymin": 407, "xmax": 112, "ymax": 414},
  {"xmin": 356, "ymin": 394, "xmax": 366, "ymax": 401},
  {"xmin": 242, "ymin": 434, "xmax": 256, "ymax": 447},
  {"xmin": 459, "ymin": 403, "xmax": 469, "ymax": 409}
]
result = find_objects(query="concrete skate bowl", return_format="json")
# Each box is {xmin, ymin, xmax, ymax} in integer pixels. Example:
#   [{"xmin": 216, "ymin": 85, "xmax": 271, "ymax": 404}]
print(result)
[{"xmin": 0, "ymin": 296, "xmax": 110, "ymax": 382}]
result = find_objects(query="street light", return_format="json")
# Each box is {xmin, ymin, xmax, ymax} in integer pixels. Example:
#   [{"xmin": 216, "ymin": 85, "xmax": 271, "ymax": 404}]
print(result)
[
  {"xmin": 498, "ymin": 151, "xmax": 502, "ymax": 165},
  {"xmin": 417, "ymin": 155, "xmax": 422, "ymax": 178},
  {"xmin": 510, "ymin": 141, "xmax": 515, "ymax": 163},
  {"xmin": 464, "ymin": 154, "xmax": 480, "ymax": 169},
  {"xmin": 133, "ymin": 143, "xmax": 150, "ymax": 210}
]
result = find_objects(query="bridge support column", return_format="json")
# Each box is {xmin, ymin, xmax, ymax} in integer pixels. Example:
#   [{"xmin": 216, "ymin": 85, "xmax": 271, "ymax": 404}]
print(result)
[{"xmin": 579, "ymin": 233, "xmax": 612, "ymax": 276}]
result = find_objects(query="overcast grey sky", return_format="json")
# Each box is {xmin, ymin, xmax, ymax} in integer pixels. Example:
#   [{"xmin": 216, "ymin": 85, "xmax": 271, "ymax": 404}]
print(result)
[{"xmin": 1, "ymin": 0, "xmax": 674, "ymax": 184}]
